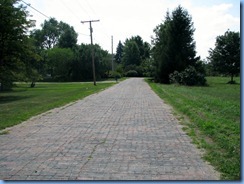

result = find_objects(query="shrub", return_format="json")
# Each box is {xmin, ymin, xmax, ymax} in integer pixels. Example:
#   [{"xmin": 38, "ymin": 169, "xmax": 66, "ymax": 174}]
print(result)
[
  {"xmin": 169, "ymin": 66, "xmax": 206, "ymax": 86},
  {"xmin": 111, "ymin": 71, "xmax": 121, "ymax": 79},
  {"xmin": 125, "ymin": 70, "xmax": 138, "ymax": 77}
]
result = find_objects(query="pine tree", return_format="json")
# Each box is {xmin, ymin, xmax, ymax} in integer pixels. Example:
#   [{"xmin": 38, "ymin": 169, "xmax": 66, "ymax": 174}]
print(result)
[
  {"xmin": 114, "ymin": 41, "xmax": 123, "ymax": 64},
  {"xmin": 152, "ymin": 6, "xmax": 200, "ymax": 83}
]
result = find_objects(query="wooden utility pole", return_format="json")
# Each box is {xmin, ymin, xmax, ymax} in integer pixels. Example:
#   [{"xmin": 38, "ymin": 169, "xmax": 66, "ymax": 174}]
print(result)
[
  {"xmin": 111, "ymin": 36, "xmax": 114, "ymax": 72},
  {"xmin": 81, "ymin": 20, "xmax": 100, "ymax": 86}
]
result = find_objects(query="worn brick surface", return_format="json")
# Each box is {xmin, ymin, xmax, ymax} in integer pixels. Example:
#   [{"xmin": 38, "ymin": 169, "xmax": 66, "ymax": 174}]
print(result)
[{"xmin": 0, "ymin": 78, "xmax": 220, "ymax": 180}]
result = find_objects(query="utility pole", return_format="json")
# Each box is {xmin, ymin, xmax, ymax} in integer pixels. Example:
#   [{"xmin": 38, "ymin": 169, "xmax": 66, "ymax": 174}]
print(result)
[
  {"xmin": 111, "ymin": 36, "xmax": 114, "ymax": 72},
  {"xmin": 81, "ymin": 20, "xmax": 100, "ymax": 86}
]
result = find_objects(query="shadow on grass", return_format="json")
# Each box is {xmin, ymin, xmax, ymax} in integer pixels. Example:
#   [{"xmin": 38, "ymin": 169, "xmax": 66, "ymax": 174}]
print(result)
[{"xmin": 0, "ymin": 95, "xmax": 31, "ymax": 104}]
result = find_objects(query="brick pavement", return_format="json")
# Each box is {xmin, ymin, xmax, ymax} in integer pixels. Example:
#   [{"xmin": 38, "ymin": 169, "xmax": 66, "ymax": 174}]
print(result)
[{"xmin": 0, "ymin": 78, "xmax": 220, "ymax": 180}]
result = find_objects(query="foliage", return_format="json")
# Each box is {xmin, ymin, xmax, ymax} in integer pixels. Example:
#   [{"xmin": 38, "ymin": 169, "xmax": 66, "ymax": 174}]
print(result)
[
  {"xmin": 0, "ymin": 0, "xmax": 35, "ymax": 90},
  {"xmin": 46, "ymin": 47, "xmax": 74, "ymax": 81},
  {"xmin": 119, "ymin": 35, "xmax": 151, "ymax": 77},
  {"xmin": 129, "ymin": 36, "xmax": 150, "ymax": 60},
  {"xmin": 111, "ymin": 71, "xmax": 121, "ymax": 79},
  {"xmin": 39, "ymin": 18, "xmax": 60, "ymax": 49},
  {"xmin": 147, "ymin": 77, "xmax": 240, "ymax": 180},
  {"xmin": 114, "ymin": 41, "xmax": 124, "ymax": 64},
  {"xmin": 125, "ymin": 70, "xmax": 138, "ymax": 77},
  {"xmin": 0, "ymin": 82, "xmax": 115, "ymax": 130},
  {"xmin": 71, "ymin": 44, "xmax": 111, "ymax": 81},
  {"xmin": 169, "ymin": 66, "xmax": 206, "ymax": 86},
  {"xmin": 122, "ymin": 40, "xmax": 141, "ymax": 66},
  {"xmin": 152, "ymin": 6, "xmax": 200, "ymax": 83},
  {"xmin": 30, "ymin": 18, "xmax": 78, "ymax": 50},
  {"xmin": 140, "ymin": 58, "xmax": 155, "ymax": 77},
  {"xmin": 58, "ymin": 21, "xmax": 78, "ymax": 49},
  {"xmin": 208, "ymin": 30, "xmax": 240, "ymax": 83}
]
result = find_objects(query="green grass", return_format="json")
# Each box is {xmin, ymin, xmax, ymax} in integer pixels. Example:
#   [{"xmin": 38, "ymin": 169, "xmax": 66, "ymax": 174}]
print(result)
[
  {"xmin": 0, "ymin": 82, "xmax": 115, "ymax": 130},
  {"xmin": 147, "ymin": 77, "xmax": 240, "ymax": 180}
]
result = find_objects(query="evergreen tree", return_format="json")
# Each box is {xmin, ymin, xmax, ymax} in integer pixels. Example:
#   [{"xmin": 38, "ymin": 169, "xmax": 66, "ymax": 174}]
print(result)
[
  {"xmin": 114, "ymin": 41, "xmax": 123, "ymax": 64},
  {"xmin": 152, "ymin": 6, "xmax": 200, "ymax": 83}
]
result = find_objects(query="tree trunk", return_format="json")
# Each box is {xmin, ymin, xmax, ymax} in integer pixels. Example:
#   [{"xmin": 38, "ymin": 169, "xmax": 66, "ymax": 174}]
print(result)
[
  {"xmin": 30, "ymin": 82, "xmax": 35, "ymax": 88},
  {"xmin": 231, "ymin": 73, "xmax": 234, "ymax": 83}
]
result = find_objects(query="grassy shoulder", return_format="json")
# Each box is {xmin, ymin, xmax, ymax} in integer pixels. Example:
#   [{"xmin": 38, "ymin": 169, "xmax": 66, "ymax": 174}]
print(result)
[
  {"xmin": 0, "ymin": 82, "xmax": 116, "ymax": 130},
  {"xmin": 146, "ymin": 77, "xmax": 240, "ymax": 180}
]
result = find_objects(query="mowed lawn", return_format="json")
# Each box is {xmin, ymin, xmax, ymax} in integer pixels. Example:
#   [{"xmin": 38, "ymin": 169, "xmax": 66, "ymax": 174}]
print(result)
[
  {"xmin": 147, "ymin": 77, "xmax": 240, "ymax": 180},
  {"xmin": 0, "ymin": 82, "xmax": 115, "ymax": 130}
]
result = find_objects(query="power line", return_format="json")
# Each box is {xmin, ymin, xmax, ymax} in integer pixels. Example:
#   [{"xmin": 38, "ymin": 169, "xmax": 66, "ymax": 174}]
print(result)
[
  {"xmin": 84, "ymin": 0, "xmax": 98, "ymax": 18},
  {"xmin": 20, "ymin": 0, "xmax": 50, "ymax": 19},
  {"xmin": 60, "ymin": 0, "xmax": 81, "ymax": 22},
  {"xmin": 77, "ymin": 32, "xmax": 90, "ymax": 37},
  {"xmin": 21, "ymin": 0, "xmax": 89, "ymax": 37},
  {"xmin": 76, "ymin": 0, "xmax": 91, "ymax": 19}
]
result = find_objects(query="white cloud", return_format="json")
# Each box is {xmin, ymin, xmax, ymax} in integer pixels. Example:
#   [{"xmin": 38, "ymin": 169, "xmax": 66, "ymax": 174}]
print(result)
[{"xmin": 182, "ymin": 2, "xmax": 240, "ymax": 59}]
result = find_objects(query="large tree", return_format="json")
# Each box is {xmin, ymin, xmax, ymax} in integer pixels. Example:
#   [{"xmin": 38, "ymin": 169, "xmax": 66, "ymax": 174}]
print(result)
[
  {"xmin": 152, "ymin": 6, "xmax": 200, "ymax": 83},
  {"xmin": 58, "ymin": 21, "xmax": 78, "ymax": 49},
  {"xmin": 30, "ymin": 18, "xmax": 78, "ymax": 50},
  {"xmin": 122, "ymin": 40, "xmax": 141, "ymax": 67},
  {"xmin": 0, "ymin": 0, "xmax": 35, "ymax": 90},
  {"xmin": 208, "ymin": 30, "xmax": 240, "ymax": 83},
  {"xmin": 41, "ymin": 18, "xmax": 60, "ymax": 49}
]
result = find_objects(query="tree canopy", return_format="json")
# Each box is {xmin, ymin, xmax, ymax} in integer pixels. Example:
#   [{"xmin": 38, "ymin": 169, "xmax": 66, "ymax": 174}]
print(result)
[
  {"xmin": 208, "ymin": 30, "xmax": 240, "ymax": 83},
  {"xmin": 30, "ymin": 18, "xmax": 78, "ymax": 50},
  {"xmin": 0, "ymin": 0, "xmax": 35, "ymax": 90}
]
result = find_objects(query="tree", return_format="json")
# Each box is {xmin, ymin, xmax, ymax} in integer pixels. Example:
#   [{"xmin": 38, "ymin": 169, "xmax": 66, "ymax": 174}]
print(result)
[
  {"xmin": 46, "ymin": 48, "xmax": 74, "ymax": 81},
  {"xmin": 122, "ymin": 40, "xmax": 141, "ymax": 67},
  {"xmin": 41, "ymin": 18, "xmax": 60, "ymax": 49},
  {"xmin": 21, "ymin": 37, "xmax": 43, "ymax": 87},
  {"xmin": 0, "ymin": 0, "xmax": 34, "ymax": 90},
  {"xmin": 130, "ymin": 36, "xmax": 144, "ymax": 59},
  {"xmin": 208, "ymin": 30, "xmax": 240, "ymax": 83},
  {"xmin": 152, "ymin": 6, "xmax": 200, "ymax": 83},
  {"xmin": 114, "ymin": 41, "xmax": 123, "ymax": 64},
  {"xmin": 58, "ymin": 21, "xmax": 78, "ymax": 49},
  {"xmin": 71, "ymin": 44, "xmax": 111, "ymax": 81},
  {"xmin": 31, "ymin": 19, "xmax": 78, "ymax": 50}
]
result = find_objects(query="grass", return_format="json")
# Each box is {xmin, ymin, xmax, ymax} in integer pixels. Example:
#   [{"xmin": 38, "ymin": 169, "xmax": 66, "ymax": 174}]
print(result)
[
  {"xmin": 0, "ymin": 82, "xmax": 115, "ymax": 130},
  {"xmin": 147, "ymin": 77, "xmax": 240, "ymax": 180}
]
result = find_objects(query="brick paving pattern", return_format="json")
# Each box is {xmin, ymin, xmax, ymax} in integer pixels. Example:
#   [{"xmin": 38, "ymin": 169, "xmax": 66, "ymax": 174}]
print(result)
[{"xmin": 0, "ymin": 78, "xmax": 220, "ymax": 180}]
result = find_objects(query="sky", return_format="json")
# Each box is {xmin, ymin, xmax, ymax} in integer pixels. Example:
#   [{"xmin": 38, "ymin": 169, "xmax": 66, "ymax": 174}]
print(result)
[{"xmin": 21, "ymin": 0, "xmax": 240, "ymax": 60}]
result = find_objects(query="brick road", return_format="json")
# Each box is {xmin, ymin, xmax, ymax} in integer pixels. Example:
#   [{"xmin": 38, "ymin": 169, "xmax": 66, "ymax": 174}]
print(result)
[{"xmin": 0, "ymin": 78, "xmax": 220, "ymax": 180}]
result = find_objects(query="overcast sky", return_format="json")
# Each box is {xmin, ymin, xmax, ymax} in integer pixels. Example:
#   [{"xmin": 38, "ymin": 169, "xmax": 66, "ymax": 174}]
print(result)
[{"xmin": 23, "ymin": 0, "xmax": 240, "ymax": 60}]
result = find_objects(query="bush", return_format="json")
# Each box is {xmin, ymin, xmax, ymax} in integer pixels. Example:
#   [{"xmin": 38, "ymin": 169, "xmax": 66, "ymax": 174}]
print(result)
[
  {"xmin": 111, "ymin": 71, "xmax": 121, "ymax": 79},
  {"xmin": 125, "ymin": 70, "xmax": 138, "ymax": 77},
  {"xmin": 169, "ymin": 66, "xmax": 206, "ymax": 86}
]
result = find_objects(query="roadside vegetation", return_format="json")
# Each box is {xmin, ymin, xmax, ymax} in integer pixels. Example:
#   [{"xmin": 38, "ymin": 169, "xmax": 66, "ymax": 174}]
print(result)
[
  {"xmin": 0, "ymin": 82, "xmax": 115, "ymax": 130},
  {"xmin": 147, "ymin": 77, "xmax": 240, "ymax": 180}
]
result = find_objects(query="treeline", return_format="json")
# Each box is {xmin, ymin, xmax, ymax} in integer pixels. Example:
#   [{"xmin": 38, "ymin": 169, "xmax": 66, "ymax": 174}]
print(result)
[
  {"xmin": 113, "ymin": 6, "xmax": 239, "ymax": 85},
  {"xmin": 0, "ymin": 1, "xmax": 240, "ymax": 90},
  {"xmin": 113, "ymin": 36, "xmax": 153, "ymax": 78},
  {"xmin": 0, "ymin": 0, "xmax": 111, "ymax": 90}
]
